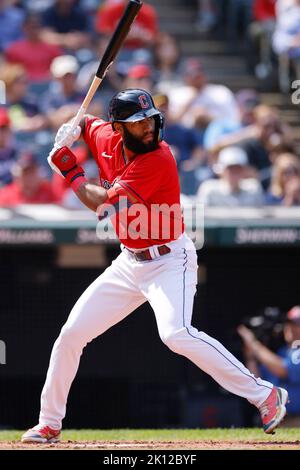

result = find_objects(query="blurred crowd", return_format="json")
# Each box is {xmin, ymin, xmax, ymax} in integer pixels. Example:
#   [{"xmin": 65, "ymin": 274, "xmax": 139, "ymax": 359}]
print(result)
[
  {"xmin": 238, "ymin": 305, "xmax": 300, "ymax": 423},
  {"xmin": 0, "ymin": 0, "xmax": 300, "ymax": 209}
]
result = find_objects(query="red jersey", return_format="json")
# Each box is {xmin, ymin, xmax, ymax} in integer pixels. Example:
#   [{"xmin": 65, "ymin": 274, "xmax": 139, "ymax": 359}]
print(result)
[{"xmin": 83, "ymin": 117, "xmax": 184, "ymax": 249}]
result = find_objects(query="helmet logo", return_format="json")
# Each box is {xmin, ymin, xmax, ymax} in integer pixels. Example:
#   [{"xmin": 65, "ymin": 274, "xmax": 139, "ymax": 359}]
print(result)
[{"xmin": 138, "ymin": 94, "xmax": 149, "ymax": 109}]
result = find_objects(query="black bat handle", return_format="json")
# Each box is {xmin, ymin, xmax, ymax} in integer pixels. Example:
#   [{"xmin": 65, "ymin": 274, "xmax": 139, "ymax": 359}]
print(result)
[{"xmin": 96, "ymin": 0, "xmax": 143, "ymax": 79}]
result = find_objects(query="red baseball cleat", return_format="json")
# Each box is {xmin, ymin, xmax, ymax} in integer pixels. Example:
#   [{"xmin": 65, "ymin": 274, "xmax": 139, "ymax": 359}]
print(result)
[
  {"xmin": 21, "ymin": 424, "xmax": 61, "ymax": 443},
  {"xmin": 259, "ymin": 387, "xmax": 289, "ymax": 434}
]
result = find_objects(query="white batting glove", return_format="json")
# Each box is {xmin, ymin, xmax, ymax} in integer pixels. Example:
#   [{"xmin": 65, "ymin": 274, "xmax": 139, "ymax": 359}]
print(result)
[{"xmin": 54, "ymin": 122, "xmax": 81, "ymax": 148}]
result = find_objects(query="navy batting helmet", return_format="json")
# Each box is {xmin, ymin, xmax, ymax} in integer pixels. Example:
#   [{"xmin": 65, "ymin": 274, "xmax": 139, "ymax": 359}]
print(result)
[{"xmin": 108, "ymin": 89, "xmax": 164, "ymax": 141}]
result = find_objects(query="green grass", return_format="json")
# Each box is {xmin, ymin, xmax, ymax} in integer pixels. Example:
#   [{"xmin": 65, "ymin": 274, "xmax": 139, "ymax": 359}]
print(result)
[{"xmin": 0, "ymin": 428, "xmax": 299, "ymax": 442}]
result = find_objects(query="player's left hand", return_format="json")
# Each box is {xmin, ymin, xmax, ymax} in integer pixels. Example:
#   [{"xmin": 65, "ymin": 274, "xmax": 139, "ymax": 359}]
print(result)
[{"xmin": 48, "ymin": 146, "xmax": 85, "ymax": 183}]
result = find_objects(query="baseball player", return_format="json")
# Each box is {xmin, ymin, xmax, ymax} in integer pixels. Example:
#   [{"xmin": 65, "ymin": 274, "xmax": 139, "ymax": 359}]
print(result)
[{"xmin": 22, "ymin": 89, "xmax": 288, "ymax": 443}]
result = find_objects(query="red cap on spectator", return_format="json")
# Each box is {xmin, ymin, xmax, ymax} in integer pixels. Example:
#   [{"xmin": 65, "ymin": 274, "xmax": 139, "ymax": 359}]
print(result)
[
  {"xmin": 127, "ymin": 64, "xmax": 152, "ymax": 79},
  {"xmin": 286, "ymin": 306, "xmax": 300, "ymax": 326},
  {"xmin": 0, "ymin": 108, "xmax": 10, "ymax": 127}
]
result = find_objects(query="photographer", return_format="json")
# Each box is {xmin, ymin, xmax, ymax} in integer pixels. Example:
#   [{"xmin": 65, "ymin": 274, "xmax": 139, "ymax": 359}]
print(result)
[{"xmin": 238, "ymin": 306, "xmax": 300, "ymax": 424}]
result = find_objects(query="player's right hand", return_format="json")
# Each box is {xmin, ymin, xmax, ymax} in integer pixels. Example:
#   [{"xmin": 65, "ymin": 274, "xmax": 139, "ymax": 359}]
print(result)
[
  {"xmin": 49, "ymin": 146, "xmax": 78, "ymax": 175},
  {"xmin": 55, "ymin": 122, "xmax": 81, "ymax": 148}
]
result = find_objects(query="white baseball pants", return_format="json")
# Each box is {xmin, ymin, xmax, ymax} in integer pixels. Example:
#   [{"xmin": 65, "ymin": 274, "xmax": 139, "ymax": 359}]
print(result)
[{"xmin": 39, "ymin": 233, "xmax": 273, "ymax": 429}]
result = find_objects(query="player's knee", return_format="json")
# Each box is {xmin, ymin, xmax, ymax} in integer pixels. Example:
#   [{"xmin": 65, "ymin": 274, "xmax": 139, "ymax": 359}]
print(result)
[{"xmin": 161, "ymin": 328, "xmax": 190, "ymax": 354}]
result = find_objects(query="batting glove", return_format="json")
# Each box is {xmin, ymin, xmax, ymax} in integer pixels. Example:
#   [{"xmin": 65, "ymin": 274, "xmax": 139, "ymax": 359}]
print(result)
[
  {"xmin": 54, "ymin": 122, "xmax": 81, "ymax": 148},
  {"xmin": 48, "ymin": 146, "xmax": 85, "ymax": 186}
]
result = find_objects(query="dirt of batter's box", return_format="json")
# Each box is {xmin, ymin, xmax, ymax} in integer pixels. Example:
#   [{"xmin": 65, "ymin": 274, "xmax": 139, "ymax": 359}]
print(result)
[{"xmin": 0, "ymin": 440, "xmax": 300, "ymax": 450}]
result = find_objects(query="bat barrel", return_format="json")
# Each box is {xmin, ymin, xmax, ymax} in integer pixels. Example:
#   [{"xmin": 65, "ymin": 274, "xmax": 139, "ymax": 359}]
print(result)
[
  {"xmin": 96, "ymin": 0, "xmax": 143, "ymax": 79},
  {"xmin": 50, "ymin": 1, "xmax": 143, "ymax": 139}
]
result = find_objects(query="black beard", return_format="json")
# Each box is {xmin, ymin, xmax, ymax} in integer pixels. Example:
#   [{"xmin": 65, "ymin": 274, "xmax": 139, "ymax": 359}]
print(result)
[{"xmin": 122, "ymin": 125, "xmax": 159, "ymax": 154}]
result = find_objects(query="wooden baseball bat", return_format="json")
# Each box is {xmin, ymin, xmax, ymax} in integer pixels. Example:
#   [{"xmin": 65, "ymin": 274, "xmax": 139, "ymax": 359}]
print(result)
[{"xmin": 65, "ymin": 0, "xmax": 143, "ymax": 135}]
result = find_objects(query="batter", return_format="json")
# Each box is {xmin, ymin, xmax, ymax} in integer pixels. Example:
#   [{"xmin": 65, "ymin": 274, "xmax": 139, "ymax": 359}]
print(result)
[{"xmin": 21, "ymin": 89, "xmax": 288, "ymax": 443}]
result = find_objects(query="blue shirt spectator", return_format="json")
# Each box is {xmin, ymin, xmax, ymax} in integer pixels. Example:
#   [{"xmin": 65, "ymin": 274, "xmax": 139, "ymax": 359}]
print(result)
[
  {"xmin": 204, "ymin": 119, "xmax": 242, "ymax": 151},
  {"xmin": 260, "ymin": 345, "xmax": 300, "ymax": 415},
  {"xmin": 152, "ymin": 93, "xmax": 206, "ymax": 195},
  {"xmin": 40, "ymin": 0, "xmax": 90, "ymax": 52},
  {"xmin": 164, "ymin": 123, "xmax": 203, "ymax": 167},
  {"xmin": 153, "ymin": 92, "xmax": 205, "ymax": 166},
  {"xmin": 204, "ymin": 89, "xmax": 260, "ymax": 151},
  {"xmin": 238, "ymin": 305, "xmax": 300, "ymax": 417},
  {"xmin": 42, "ymin": 0, "xmax": 89, "ymax": 33}
]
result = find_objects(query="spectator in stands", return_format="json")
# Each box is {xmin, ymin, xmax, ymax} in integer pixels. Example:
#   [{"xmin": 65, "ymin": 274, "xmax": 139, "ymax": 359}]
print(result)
[
  {"xmin": 236, "ymin": 89, "xmax": 261, "ymax": 127},
  {"xmin": 266, "ymin": 152, "xmax": 300, "ymax": 204},
  {"xmin": 273, "ymin": 0, "xmax": 300, "ymax": 61},
  {"xmin": 168, "ymin": 57, "xmax": 239, "ymax": 128},
  {"xmin": 0, "ymin": 63, "xmax": 47, "ymax": 132},
  {"xmin": 79, "ymin": 0, "xmax": 99, "ymax": 16},
  {"xmin": 272, "ymin": 0, "xmax": 300, "ymax": 89},
  {"xmin": 41, "ymin": 55, "xmax": 82, "ymax": 111},
  {"xmin": 226, "ymin": 0, "xmax": 254, "ymax": 40},
  {"xmin": 154, "ymin": 93, "xmax": 209, "ymax": 195},
  {"xmin": 238, "ymin": 306, "xmax": 300, "ymax": 424},
  {"xmin": 197, "ymin": 146, "xmax": 264, "ymax": 206},
  {"xmin": 5, "ymin": 13, "xmax": 62, "ymax": 84},
  {"xmin": 22, "ymin": 0, "xmax": 54, "ymax": 14},
  {"xmin": 95, "ymin": 0, "xmax": 158, "ymax": 61},
  {"xmin": 249, "ymin": 0, "xmax": 276, "ymax": 79},
  {"xmin": 0, "ymin": 107, "xmax": 18, "ymax": 188},
  {"xmin": 122, "ymin": 64, "xmax": 154, "ymax": 93},
  {"xmin": 41, "ymin": 55, "xmax": 85, "ymax": 129},
  {"xmin": 0, "ymin": 151, "xmax": 58, "ymax": 206},
  {"xmin": 208, "ymin": 105, "xmax": 295, "ymax": 190},
  {"xmin": 254, "ymin": 0, "xmax": 276, "ymax": 23},
  {"xmin": 0, "ymin": 0, "xmax": 25, "ymax": 52},
  {"xmin": 195, "ymin": 0, "xmax": 218, "ymax": 33},
  {"xmin": 276, "ymin": 0, "xmax": 297, "ymax": 15},
  {"xmin": 77, "ymin": 35, "xmax": 122, "ymax": 108},
  {"xmin": 204, "ymin": 88, "xmax": 261, "ymax": 153},
  {"xmin": 153, "ymin": 33, "xmax": 182, "ymax": 95},
  {"xmin": 282, "ymin": 176, "xmax": 300, "ymax": 206},
  {"xmin": 41, "ymin": 0, "xmax": 90, "ymax": 52},
  {"xmin": 240, "ymin": 105, "xmax": 295, "ymax": 189}
]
